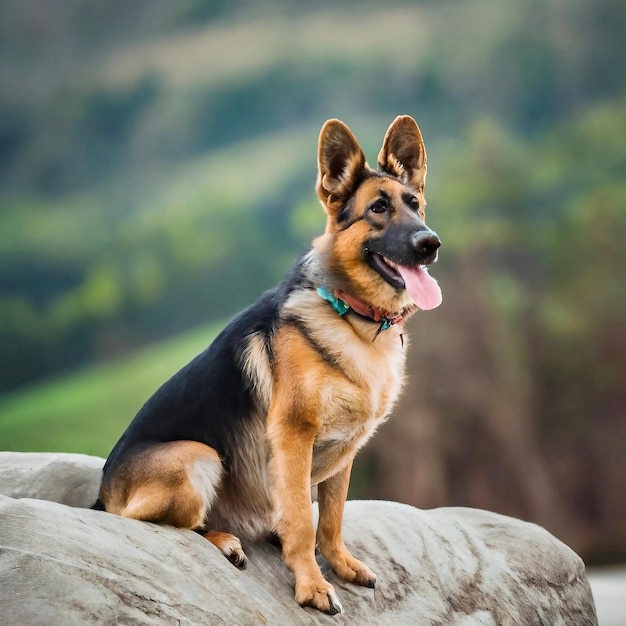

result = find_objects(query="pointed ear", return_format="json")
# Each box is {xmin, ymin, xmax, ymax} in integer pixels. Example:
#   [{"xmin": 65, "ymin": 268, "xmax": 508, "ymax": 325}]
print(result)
[
  {"xmin": 316, "ymin": 119, "xmax": 368, "ymax": 215},
  {"xmin": 377, "ymin": 115, "xmax": 427, "ymax": 191}
]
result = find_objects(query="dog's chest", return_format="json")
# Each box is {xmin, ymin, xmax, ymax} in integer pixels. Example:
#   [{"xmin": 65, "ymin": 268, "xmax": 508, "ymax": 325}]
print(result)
[{"xmin": 310, "ymin": 332, "xmax": 406, "ymax": 483}]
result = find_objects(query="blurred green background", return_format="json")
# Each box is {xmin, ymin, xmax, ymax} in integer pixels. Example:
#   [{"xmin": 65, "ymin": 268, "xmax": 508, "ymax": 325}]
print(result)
[{"xmin": 1, "ymin": 0, "xmax": 624, "ymax": 566}]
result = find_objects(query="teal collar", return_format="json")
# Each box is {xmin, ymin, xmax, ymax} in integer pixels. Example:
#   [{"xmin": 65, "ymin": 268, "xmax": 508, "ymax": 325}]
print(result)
[
  {"xmin": 316, "ymin": 286, "xmax": 350, "ymax": 316},
  {"xmin": 316, "ymin": 286, "xmax": 402, "ymax": 334}
]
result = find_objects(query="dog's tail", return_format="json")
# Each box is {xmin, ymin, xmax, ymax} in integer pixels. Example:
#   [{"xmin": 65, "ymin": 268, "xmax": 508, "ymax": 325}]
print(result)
[{"xmin": 91, "ymin": 498, "xmax": 106, "ymax": 511}]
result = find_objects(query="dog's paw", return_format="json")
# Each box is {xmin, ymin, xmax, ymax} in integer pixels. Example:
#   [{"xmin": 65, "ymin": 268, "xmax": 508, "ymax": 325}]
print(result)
[
  {"xmin": 203, "ymin": 531, "xmax": 248, "ymax": 569},
  {"xmin": 225, "ymin": 544, "xmax": 248, "ymax": 570},
  {"xmin": 295, "ymin": 579, "xmax": 343, "ymax": 615},
  {"xmin": 353, "ymin": 564, "xmax": 377, "ymax": 588},
  {"xmin": 329, "ymin": 553, "xmax": 377, "ymax": 588}
]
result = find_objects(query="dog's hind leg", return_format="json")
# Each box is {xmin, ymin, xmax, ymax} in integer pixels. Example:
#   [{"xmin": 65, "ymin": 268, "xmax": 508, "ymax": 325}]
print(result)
[
  {"xmin": 102, "ymin": 440, "xmax": 245, "ymax": 562},
  {"xmin": 104, "ymin": 440, "xmax": 222, "ymax": 528}
]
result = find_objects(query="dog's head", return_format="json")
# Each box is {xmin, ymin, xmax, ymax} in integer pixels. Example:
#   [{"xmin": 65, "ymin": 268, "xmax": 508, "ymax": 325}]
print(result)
[{"xmin": 313, "ymin": 115, "xmax": 442, "ymax": 317}]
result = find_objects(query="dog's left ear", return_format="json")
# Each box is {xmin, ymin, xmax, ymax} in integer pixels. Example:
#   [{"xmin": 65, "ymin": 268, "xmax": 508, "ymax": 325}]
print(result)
[
  {"xmin": 317, "ymin": 119, "xmax": 368, "ymax": 217},
  {"xmin": 378, "ymin": 115, "xmax": 427, "ymax": 192}
]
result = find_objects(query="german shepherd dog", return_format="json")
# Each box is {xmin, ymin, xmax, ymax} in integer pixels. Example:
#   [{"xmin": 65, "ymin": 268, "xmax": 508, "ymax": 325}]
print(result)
[{"xmin": 96, "ymin": 115, "xmax": 442, "ymax": 614}]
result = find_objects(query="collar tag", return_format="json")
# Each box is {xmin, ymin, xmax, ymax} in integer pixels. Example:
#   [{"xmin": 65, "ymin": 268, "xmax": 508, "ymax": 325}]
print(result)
[
  {"xmin": 373, "ymin": 316, "xmax": 395, "ymax": 342},
  {"xmin": 379, "ymin": 317, "xmax": 393, "ymax": 331}
]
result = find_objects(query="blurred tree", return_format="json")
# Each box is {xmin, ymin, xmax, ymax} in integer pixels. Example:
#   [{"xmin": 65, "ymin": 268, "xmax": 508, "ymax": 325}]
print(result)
[{"xmin": 360, "ymin": 100, "xmax": 626, "ymax": 564}]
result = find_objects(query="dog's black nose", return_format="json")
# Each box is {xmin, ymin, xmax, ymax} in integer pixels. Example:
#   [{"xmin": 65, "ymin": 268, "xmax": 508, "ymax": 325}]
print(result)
[{"xmin": 411, "ymin": 231, "xmax": 441, "ymax": 258}]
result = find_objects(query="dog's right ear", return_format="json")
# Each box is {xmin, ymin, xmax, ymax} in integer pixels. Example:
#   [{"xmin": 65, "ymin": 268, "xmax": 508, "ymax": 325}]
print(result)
[{"xmin": 316, "ymin": 119, "xmax": 367, "ymax": 216}]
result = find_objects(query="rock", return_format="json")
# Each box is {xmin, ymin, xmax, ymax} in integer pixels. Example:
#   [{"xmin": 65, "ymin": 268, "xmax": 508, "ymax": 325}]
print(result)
[
  {"xmin": 0, "ymin": 452, "xmax": 598, "ymax": 625},
  {"xmin": 0, "ymin": 451, "xmax": 102, "ymax": 507}
]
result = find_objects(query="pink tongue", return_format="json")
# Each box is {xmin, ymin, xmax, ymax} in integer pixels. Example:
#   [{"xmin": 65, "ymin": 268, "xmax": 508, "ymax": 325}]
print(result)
[{"xmin": 395, "ymin": 265, "xmax": 442, "ymax": 310}]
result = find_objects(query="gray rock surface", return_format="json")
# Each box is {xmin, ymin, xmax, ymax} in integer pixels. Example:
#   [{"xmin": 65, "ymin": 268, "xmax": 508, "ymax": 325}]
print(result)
[
  {"xmin": 0, "ymin": 451, "xmax": 102, "ymax": 507},
  {"xmin": 0, "ymin": 452, "xmax": 598, "ymax": 625}
]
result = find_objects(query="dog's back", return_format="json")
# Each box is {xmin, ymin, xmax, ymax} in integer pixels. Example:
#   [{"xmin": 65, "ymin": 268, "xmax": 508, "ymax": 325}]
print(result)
[{"xmin": 100, "ymin": 269, "xmax": 287, "ymax": 538}]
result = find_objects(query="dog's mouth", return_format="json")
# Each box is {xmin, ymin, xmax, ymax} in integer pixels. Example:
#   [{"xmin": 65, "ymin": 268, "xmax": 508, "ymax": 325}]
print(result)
[
  {"xmin": 368, "ymin": 253, "xmax": 405, "ymax": 289},
  {"xmin": 367, "ymin": 252, "xmax": 442, "ymax": 311}
]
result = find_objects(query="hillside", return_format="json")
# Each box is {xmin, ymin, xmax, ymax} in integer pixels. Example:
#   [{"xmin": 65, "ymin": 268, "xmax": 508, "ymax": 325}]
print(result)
[
  {"xmin": 0, "ymin": 321, "xmax": 220, "ymax": 456},
  {"xmin": 2, "ymin": 0, "xmax": 625, "ymax": 389}
]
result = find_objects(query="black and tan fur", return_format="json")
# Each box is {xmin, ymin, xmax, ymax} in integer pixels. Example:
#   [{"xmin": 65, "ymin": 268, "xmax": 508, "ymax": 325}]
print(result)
[{"xmin": 96, "ymin": 115, "xmax": 441, "ymax": 614}]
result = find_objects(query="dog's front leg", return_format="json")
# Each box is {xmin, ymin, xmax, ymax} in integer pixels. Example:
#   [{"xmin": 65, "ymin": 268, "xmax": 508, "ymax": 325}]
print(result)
[
  {"xmin": 317, "ymin": 460, "xmax": 377, "ymax": 588},
  {"xmin": 269, "ymin": 422, "xmax": 343, "ymax": 615}
]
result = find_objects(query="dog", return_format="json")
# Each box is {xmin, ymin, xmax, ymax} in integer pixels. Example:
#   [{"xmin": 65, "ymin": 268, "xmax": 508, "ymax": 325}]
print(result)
[{"xmin": 95, "ymin": 115, "xmax": 442, "ymax": 615}]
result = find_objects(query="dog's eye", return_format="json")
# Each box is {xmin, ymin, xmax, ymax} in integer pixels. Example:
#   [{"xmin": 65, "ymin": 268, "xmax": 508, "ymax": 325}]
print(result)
[
  {"xmin": 370, "ymin": 200, "xmax": 388, "ymax": 214},
  {"xmin": 408, "ymin": 196, "xmax": 420, "ymax": 211}
]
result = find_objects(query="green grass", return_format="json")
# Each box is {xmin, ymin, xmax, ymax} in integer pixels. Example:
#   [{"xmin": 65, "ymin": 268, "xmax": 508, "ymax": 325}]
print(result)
[{"xmin": 0, "ymin": 322, "xmax": 223, "ymax": 457}]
